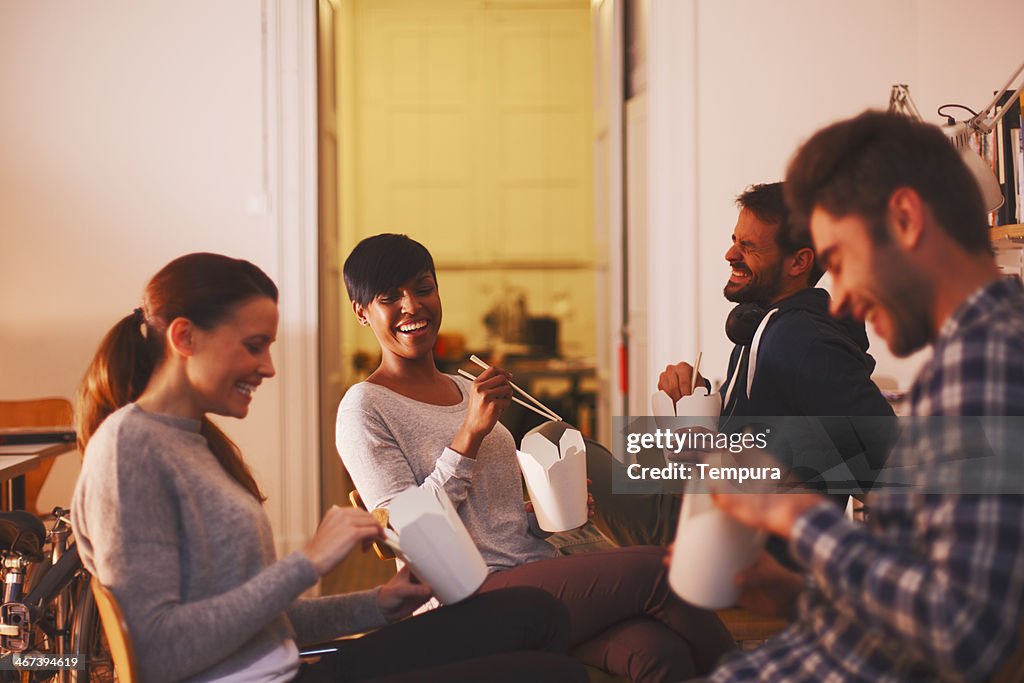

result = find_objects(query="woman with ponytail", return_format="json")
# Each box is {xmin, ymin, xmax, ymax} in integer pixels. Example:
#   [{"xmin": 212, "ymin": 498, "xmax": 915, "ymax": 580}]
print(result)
[{"xmin": 72, "ymin": 253, "xmax": 584, "ymax": 683}]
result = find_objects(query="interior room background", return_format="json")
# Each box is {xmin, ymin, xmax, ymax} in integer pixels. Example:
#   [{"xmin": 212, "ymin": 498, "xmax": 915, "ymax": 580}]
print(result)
[{"xmin": 2, "ymin": 0, "xmax": 1022, "ymax": 563}]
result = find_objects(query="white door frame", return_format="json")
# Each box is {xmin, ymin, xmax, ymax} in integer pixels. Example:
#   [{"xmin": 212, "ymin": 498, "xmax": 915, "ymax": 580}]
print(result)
[{"xmin": 262, "ymin": 0, "xmax": 321, "ymax": 557}]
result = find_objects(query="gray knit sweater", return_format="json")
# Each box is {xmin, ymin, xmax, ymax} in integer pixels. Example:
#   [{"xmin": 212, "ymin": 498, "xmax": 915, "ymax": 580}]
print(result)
[
  {"xmin": 72, "ymin": 404, "xmax": 387, "ymax": 683},
  {"xmin": 336, "ymin": 376, "xmax": 557, "ymax": 571}
]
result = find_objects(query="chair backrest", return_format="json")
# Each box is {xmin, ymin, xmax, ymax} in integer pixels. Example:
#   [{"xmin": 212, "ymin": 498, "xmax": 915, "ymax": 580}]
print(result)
[
  {"xmin": 0, "ymin": 397, "xmax": 74, "ymax": 514},
  {"xmin": 0, "ymin": 398, "xmax": 73, "ymax": 430},
  {"xmin": 90, "ymin": 577, "xmax": 139, "ymax": 683}
]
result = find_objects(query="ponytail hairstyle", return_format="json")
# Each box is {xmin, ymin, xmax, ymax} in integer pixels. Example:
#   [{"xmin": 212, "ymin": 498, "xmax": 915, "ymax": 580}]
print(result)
[{"xmin": 76, "ymin": 253, "xmax": 278, "ymax": 502}]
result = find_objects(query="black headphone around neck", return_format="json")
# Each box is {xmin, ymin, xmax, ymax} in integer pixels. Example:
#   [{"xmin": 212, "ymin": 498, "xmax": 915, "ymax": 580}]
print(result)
[{"xmin": 725, "ymin": 303, "xmax": 769, "ymax": 346}]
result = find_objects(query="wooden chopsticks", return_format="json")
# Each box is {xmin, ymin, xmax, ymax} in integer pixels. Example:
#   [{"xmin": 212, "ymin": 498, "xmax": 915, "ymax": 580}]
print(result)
[{"xmin": 457, "ymin": 356, "xmax": 563, "ymax": 423}]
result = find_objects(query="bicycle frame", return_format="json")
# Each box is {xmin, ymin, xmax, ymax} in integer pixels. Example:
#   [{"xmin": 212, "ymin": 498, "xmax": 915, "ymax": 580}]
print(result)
[{"xmin": 0, "ymin": 510, "xmax": 104, "ymax": 683}]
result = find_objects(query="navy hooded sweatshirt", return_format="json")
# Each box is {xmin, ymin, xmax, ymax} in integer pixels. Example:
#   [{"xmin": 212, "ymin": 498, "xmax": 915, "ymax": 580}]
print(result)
[{"xmin": 718, "ymin": 287, "xmax": 896, "ymax": 491}]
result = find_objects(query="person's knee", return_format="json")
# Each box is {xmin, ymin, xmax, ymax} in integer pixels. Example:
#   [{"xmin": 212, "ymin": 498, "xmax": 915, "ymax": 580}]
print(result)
[
  {"xmin": 483, "ymin": 586, "xmax": 572, "ymax": 652},
  {"xmin": 573, "ymin": 617, "xmax": 696, "ymax": 683},
  {"xmin": 586, "ymin": 442, "xmax": 679, "ymax": 546},
  {"xmin": 619, "ymin": 545, "xmax": 672, "ymax": 584}
]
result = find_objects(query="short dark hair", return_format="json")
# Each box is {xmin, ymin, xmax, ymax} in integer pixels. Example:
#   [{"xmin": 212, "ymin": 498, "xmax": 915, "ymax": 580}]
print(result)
[
  {"xmin": 736, "ymin": 182, "xmax": 825, "ymax": 286},
  {"xmin": 343, "ymin": 233, "xmax": 437, "ymax": 306},
  {"xmin": 784, "ymin": 110, "xmax": 989, "ymax": 253}
]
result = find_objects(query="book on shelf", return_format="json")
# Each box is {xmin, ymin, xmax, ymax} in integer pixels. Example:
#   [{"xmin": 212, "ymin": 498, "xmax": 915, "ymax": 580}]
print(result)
[
  {"xmin": 1015, "ymin": 126, "xmax": 1022, "ymax": 223},
  {"xmin": 995, "ymin": 91, "xmax": 1021, "ymax": 226},
  {"xmin": 1018, "ymin": 90, "xmax": 1024, "ymax": 224}
]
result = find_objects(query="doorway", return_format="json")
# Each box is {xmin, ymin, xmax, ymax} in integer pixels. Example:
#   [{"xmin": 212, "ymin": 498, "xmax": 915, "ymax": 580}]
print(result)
[{"xmin": 317, "ymin": 0, "xmax": 598, "ymax": 592}]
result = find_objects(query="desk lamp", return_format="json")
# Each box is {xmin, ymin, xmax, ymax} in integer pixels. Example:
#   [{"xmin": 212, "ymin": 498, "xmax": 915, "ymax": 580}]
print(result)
[{"xmin": 889, "ymin": 59, "xmax": 1024, "ymax": 213}]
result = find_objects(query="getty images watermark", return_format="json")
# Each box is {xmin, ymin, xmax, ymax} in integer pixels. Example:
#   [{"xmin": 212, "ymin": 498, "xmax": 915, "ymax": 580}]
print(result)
[{"xmin": 609, "ymin": 416, "xmax": 1024, "ymax": 496}]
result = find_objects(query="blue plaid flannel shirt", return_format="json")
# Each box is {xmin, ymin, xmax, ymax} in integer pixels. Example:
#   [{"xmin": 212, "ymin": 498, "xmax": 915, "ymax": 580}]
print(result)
[{"xmin": 711, "ymin": 277, "xmax": 1024, "ymax": 682}]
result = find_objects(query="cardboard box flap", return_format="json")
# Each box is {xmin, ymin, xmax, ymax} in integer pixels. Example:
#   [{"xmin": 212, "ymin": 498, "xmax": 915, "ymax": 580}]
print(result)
[{"xmin": 387, "ymin": 486, "xmax": 487, "ymax": 604}]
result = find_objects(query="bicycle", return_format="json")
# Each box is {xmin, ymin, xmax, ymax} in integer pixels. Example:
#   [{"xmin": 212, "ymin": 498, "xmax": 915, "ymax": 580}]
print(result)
[{"xmin": 0, "ymin": 507, "xmax": 113, "ymax": 682}]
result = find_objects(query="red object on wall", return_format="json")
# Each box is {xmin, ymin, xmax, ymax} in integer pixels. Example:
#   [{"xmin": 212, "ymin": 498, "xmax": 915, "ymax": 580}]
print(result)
[{"xmin": 618, "ymin": 343, "xmax": 628, "ymax": 394}]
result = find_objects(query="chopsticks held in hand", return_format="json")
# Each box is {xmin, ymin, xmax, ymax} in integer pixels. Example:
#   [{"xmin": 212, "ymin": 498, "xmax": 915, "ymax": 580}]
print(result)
[
  {"xmin": 469, "ymin": 355, "xmax": 562, "ymax": 422},
  {"xmin": 690, "ymin": 351, "xmax": 703, "ymax": 394},
  {"xmin": 457, "ymin": 359, "xmax": 562, "ymax": 423},
  {"xmin": 455, "ymin": 369, "xmax": 560, "ymax": 422}
]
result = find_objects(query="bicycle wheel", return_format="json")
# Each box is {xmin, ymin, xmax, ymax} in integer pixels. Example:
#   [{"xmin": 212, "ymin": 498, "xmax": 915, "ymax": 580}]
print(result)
[
  {"xmin": 4, "ymin": 585, "xmax": 113, "ymax": 683},
  {"xmin": 68, "ymin": 579, "xmax": 114, "ymax": 683}
]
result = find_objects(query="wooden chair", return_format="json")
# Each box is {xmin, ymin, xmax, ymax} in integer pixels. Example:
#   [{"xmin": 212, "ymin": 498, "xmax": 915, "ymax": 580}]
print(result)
[
  {"xmin": 0, "ymin": 397, "xmax": 74, "ymax": 515},
  {"xmin": 90, "ymin": 578, "xmax": 139, "ymax": 683}
]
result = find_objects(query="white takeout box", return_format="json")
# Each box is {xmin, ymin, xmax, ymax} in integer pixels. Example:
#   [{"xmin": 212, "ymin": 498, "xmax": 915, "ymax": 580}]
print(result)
[
  {"xmin": 517, "ymin": 423, "xmax": 588, "ymax": 532},
  {"xmin": 652, "ymin": 389, "xmax": 723, "ymax": 463},
  {"xmin": 652, "ymin": 389, "xmax": 721, "ymax": 431},
  {"xmin": 668, "ymin": 498, "xmax": 763, "ymax": 609},
  {"xmin": 668, "ymin": 453, "xmax": 765, "ymax": 609},
  {"xmin": 387, "ymin": 485, "xmax": 488, "ymax": 605}
]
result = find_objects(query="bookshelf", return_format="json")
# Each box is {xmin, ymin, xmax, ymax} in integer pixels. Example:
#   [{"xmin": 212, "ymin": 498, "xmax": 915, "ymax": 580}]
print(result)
[
  {"xmin": 992, "ymin": 224, "xmax": 1024, "ymax": 281},
  {"xmin": 991, "ymin": 224, "xmax": 1024, "ymax": 242}
]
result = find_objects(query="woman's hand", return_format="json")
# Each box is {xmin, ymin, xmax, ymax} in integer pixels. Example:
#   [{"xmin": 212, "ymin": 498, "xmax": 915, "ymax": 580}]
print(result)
[
  {"xmin": 450, "ymin": 365, "xmax": 513, "ymax": 459},
  {"xmin": 377, "ymin": 566, "xmax": 433, "ymax": 623},
  {"xmin": 303, "ymin": 506, "xmax": 384, "ymax": 576}
]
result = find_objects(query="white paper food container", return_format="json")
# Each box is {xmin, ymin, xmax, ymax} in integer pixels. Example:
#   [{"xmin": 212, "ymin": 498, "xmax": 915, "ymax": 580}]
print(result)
[
  {"xmin": 517, "ymin": 423, "xmax": 588, "ymax": 532},
  {"xmin": 668, "ymin": 505, "xmax": 763, "ymax": 609},
  {"xmin": 652, "ymin": 389, "xmax": 721, "ymax": 431},
  {"xmin": 651, "ymin": 391, "xmax": 677, "ymax": 418},
  {"xmin": 387, "ymin": 486, "xmax": 488, "ymax": 605},
  {"xmin": 651, "ymin": 390, "xmax": 723, "ymax": 464},
  {"xmin": 668, "ymin": 454, "xmax": 765, "ymax": 609}
]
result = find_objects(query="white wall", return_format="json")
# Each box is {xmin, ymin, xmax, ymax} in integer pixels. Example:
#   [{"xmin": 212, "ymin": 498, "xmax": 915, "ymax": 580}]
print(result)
[
  {"xmin": 640, "ymin": 0, "xmax": 1024, "ymax": 400},
  {"xmin": 0, "ymin": 1, "xmax": 319, "ymax": 555}
]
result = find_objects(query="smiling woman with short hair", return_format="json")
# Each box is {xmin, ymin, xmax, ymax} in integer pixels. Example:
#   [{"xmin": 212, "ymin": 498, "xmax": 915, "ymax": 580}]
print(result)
[{"xmin": 337, "ymin": 233, "xmax": 736, "ymax": 683}]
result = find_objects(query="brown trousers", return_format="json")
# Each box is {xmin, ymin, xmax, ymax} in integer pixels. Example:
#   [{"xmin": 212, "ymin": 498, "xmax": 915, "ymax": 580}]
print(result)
[{"xmin": 480, "ymin": 546, "xmax": 735, "ymax": 683}]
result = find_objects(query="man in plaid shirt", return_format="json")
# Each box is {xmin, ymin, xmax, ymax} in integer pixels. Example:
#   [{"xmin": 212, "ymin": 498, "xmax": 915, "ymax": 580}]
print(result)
[{"xmin": 704, "ymin": 111, "xmax": 1024, "ymax": 681}]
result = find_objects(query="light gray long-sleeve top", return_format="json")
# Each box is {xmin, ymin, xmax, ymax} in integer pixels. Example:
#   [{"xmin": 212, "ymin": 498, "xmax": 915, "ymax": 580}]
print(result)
[
  {"xmin": 335, "ymin": 376, "xmax": 557, "ymax": 571},
  {"xmin": 72, "ymin": 404, "xmax": 387, "ymax": 683}
]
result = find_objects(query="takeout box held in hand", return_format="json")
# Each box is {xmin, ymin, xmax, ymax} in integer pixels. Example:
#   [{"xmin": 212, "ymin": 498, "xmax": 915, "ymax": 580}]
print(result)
[
  {"xmin": 652, "ymin": 389, "xmax": 721, "ymax": 431},
  {"xmin": 651, "ymin": 390, "xmax": 723, "ymax": 463},
  {"xmin": 668, "ymin": 451, "xmax": 765, "ymax": 609},
  {"xmin": 517, "ymin": 422, "xmax": 588, "ymax": 533},
  {"xmin": 387, "ymin": 486, "xmax": 488, "ymax": 605}
]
